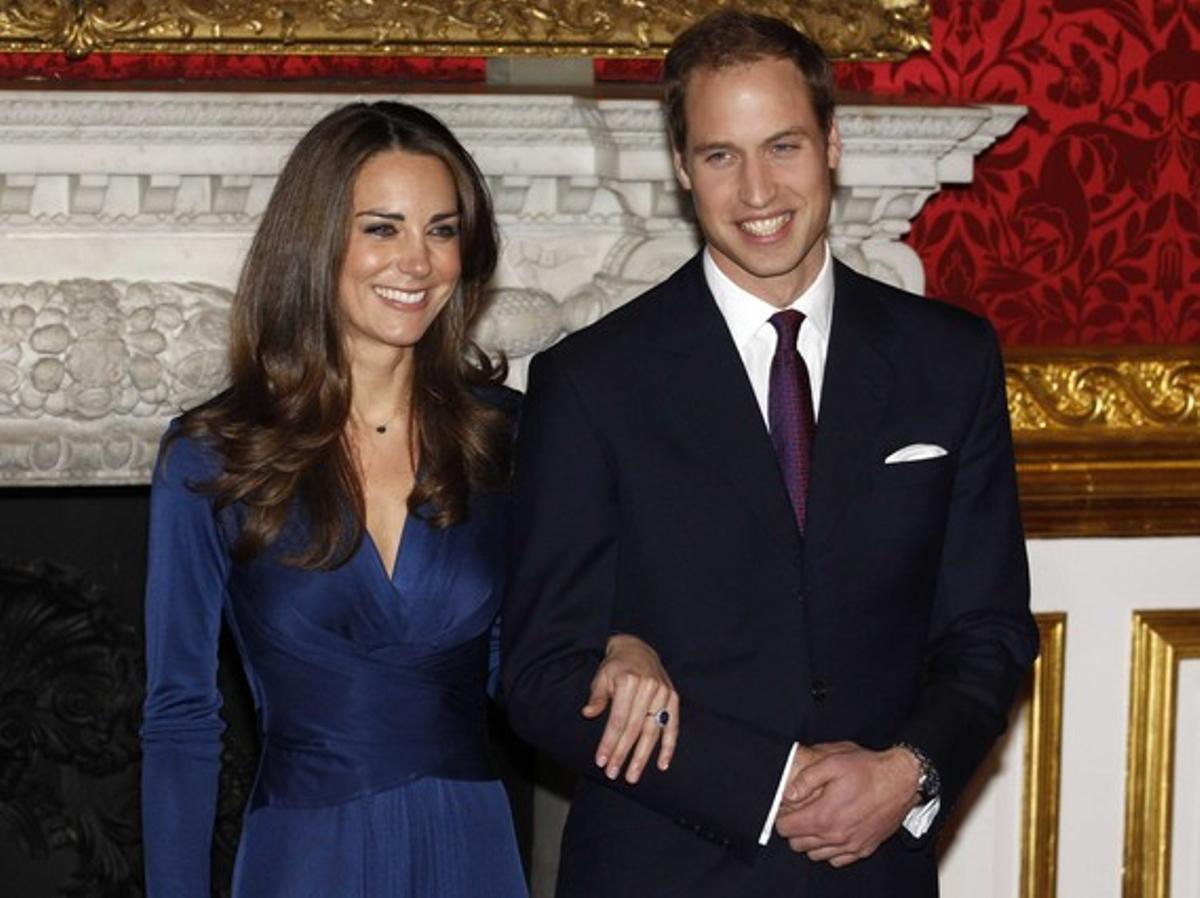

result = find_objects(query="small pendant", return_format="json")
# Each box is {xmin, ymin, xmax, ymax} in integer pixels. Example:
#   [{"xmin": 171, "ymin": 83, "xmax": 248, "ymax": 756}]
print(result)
[{"xmin": 375, "ymin": 425, "xmax": 387, "ymax": 434}]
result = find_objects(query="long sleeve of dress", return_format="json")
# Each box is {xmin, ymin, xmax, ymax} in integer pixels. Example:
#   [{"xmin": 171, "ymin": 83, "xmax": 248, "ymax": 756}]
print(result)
[{"xmin": 140, "ymin": 434, "xmax": 232, "ymax": 898}]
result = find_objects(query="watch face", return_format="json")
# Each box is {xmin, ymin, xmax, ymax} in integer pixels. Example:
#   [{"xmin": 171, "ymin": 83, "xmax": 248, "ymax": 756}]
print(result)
[{"xmin": 919, "ymin": 767, "xmax": 941, "ymax": 800}]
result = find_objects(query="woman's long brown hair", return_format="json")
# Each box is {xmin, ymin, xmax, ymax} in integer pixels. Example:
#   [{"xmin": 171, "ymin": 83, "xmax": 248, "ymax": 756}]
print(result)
[{"xmin": 176, "ymin": 101, "xmax": 509, "ymax": 568}]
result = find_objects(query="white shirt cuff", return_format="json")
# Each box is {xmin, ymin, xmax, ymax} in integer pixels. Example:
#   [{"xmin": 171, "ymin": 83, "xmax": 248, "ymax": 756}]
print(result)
[
  {"xmin": 903, "ymin": 796, "xmax": 941, "ymax": 838},
  {"xmin": 759, "ymin": 742, "xmax": 798, "ymax": 845}
]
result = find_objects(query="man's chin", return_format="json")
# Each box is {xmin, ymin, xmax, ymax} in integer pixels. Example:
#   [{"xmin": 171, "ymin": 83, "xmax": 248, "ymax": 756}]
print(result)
[{"xmin": 725, "ymin": 254, "xmax": 808, "ymax": 287}]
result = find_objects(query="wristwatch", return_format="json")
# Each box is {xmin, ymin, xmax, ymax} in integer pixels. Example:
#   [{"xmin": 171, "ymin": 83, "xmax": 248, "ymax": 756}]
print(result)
[{"xmin": 896, "ymin": 741, "xmax": 941, "ymax": 803}]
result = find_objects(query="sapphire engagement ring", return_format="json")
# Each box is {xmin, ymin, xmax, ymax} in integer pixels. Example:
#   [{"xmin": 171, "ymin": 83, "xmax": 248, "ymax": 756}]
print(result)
[{"xmin": 647, "ymin": 708, "xmax": 670, "ymax": 728}]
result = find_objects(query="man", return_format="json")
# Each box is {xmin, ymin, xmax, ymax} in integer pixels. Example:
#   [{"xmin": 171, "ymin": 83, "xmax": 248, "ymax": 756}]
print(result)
[{"xmin": 502, "ymin": 11, "xmax": 1038, "ymax": 897}]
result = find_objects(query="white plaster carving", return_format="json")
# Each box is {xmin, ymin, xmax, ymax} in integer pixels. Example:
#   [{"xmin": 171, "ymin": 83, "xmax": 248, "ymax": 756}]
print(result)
[
  {"xmin": 0, "ymin": 91, "xmax": 1022, "ymax": 485},
  {"xmin": 0, "ymin": 279, "xmax": 229, "ymax": 417}
]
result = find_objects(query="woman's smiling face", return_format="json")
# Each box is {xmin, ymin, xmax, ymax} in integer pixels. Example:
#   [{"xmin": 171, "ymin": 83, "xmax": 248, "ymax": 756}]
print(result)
[{"xmin": 337, "ymin": 149, "xmax": 463, "ymax": 362}]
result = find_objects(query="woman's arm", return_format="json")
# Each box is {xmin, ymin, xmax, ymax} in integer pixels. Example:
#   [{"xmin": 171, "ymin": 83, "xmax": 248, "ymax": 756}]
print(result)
[{"xmin": 140, "ymin": 433, "xmax": 231, "ymax": 898}]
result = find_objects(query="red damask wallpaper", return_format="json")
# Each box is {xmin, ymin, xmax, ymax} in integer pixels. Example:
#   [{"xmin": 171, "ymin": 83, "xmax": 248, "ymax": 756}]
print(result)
[{"xmin": 835, "ymin": 0, "xmax": 1200, "ymax": 345}]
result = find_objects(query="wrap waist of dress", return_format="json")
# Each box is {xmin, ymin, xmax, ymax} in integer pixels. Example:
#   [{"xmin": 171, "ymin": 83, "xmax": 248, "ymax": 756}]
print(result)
[{"xmin": 246, "ymin": 629, "xmax": 495, "ymax": 809}]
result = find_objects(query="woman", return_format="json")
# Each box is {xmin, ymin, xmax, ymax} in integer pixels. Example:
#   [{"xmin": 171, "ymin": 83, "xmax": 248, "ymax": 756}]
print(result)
[{"xmin": 140, "ymin": 101, "xmax": 676, "ymax": 897}]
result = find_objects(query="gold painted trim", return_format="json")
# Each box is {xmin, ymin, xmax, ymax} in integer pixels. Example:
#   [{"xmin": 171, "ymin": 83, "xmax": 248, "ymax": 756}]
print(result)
[
  {"xmin": 1021, "ymin": 613, "xmax": 1065, "ymax": 898},
  {"xmin": 1007, "ymin": 346, "xmax": 1200, "ymax": 431},
  {"xmin": 1006, "ymin": 346, "xmax": 1200, "ymax": 537},
  {"xmin": 1123, "ymin": 611, "xmax": 1200, "ymax": 898},
  {"xmin": 0, "ymin": 1, "xmax": 930, "ymax": 60}
]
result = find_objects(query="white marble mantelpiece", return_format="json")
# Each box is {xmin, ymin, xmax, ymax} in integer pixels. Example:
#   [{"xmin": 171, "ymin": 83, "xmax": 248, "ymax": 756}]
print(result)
[{"xmin": 0, "ymin": 90, "xmax": 1022, "ymax": 485}]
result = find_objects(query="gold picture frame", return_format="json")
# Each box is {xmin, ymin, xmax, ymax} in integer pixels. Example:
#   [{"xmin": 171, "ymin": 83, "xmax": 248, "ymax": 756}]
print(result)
[
  {"xmin": 1021, "ymin": 612, "xmax": 1066, "ymax": 898},
  {"xmin": 1123, "ymin": 610, "xmax": 1200, "ymax": 898},
  {"xmin": 0, "ymin": 1, "xmax": 930, "ymax": 60},
  {"xmin": 1007, "ymin": 345, "xmax": 1200, "ymax": 538}
]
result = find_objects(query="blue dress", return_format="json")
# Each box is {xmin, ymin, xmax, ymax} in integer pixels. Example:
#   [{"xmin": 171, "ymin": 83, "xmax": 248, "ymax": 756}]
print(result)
[{"xmin": 140, "ymin": 431, "xmax": 528, "ymax": 898}]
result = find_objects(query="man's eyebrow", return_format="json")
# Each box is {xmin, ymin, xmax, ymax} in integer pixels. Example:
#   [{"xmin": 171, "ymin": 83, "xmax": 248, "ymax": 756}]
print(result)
[
  {"xmin": 763, "ymin": 126, "xmax": 811, "ymax": 143},
  {"xmin": 690, "ymin": 140, "xmax": 734, "ymax": 155},
  {"xmin": 690, "ymin": 127, "xmax": 811, "ymax": 155}
]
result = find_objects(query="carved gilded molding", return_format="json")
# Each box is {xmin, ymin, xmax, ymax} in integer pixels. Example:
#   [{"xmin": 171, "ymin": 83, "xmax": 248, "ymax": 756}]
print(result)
[
  {"xmin": 1021, "ymin": 613, "xmax": 1065, "ymax": 898},
  {"xmin": 1007, "ymin": 349, "xmax": 1200, "ymax": 432},
  {"xmin": 0, "ymin": 0, "xmax": 930, "ymax": 60},
  {"xmin": 1007, "ymin": 346, "xmax": 1200, "ymax": 537},
  {"xmin": 1123, "ymin": 611, "xmax": 1200, "ymax": 898}
]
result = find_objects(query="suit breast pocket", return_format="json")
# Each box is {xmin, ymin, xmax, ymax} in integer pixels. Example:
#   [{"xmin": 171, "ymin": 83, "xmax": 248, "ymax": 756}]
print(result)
[{"xmin": 872, "ymin": 453, "xmax": 954, "ymax": 493}]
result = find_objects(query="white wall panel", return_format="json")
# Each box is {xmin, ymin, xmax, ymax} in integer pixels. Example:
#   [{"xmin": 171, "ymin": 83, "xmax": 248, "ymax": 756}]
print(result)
[
  {"xmin": 1172, "ymin": 659, "xmax": 1200, "ymax": 898},
  {"xmin": 939, "ymin": 538, "xmax": 1200, "ymax": 898}
]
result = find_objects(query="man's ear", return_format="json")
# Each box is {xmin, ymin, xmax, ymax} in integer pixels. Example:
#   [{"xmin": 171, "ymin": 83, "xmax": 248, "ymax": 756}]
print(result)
[
  {"xmin": 826, "ymin": 117, "xmax": 842, "ymax": 171},
  {"xmin": 672, "ymin": 149, "xmax": 693, "ymax": 192}
]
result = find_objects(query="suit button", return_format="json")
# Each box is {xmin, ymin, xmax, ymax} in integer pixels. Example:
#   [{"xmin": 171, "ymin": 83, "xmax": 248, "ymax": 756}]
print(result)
[{"xmin": 810, "ymin": 681, "xmax": 828, "ymax": 702}]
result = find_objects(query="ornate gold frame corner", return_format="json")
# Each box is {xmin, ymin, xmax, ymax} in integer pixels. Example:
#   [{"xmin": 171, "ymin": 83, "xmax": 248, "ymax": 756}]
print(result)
[
  {"xmin": 1123, "ymin": 610, "xmax": 1200, "ymax": 898},
  {"xmin": 1021, "ymin": 612, "xmax": 1065, "ymax": 898},
  {"xmin": 0, "ymin": 1, "xmax": 930, "ymax": 60},
  {"xmin": 1007, "ymin": 345, "xmax": 1200, "ymax": 538}
]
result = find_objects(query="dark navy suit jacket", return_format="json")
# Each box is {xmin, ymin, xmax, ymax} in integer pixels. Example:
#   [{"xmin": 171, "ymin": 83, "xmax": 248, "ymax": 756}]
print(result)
[{"xmin": 502, "ymin": 254, "xmax": 1038, "ymax": 897}]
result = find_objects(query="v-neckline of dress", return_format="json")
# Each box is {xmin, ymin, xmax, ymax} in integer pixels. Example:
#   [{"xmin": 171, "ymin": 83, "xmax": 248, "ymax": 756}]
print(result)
[{"xmin": 366, "ymin": 512, "xmax": 411, "ymax": 585}]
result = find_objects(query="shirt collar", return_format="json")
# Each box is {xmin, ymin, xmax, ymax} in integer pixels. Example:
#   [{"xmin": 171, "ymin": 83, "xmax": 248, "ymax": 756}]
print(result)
[{"xmin": 704, "ymin": 243, "xmax": 834, "ymax": 350}]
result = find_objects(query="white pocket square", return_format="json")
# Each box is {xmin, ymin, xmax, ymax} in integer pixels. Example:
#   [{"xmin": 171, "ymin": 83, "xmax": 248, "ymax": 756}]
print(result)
[{"xmin": 884, "ymin": 443, "xmax": 948, "ymax": 464}]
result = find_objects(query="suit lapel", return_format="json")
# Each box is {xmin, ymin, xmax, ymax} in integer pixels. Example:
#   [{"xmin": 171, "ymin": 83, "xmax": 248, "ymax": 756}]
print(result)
[
  {"xmin": 804, "ymin": 261, "xmax": 898, "ymax": 559},
  {"xmin": 650, "ymin": 256, "xmax": 804, "ymax": 566}
]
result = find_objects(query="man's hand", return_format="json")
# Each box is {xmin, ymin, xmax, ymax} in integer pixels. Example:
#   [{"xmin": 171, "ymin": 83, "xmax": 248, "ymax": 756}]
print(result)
[
  {"xmin": 775, "ymin": 743, "xmax": 921, "ymax": 867},
  {"xmin": 582, "ymin": 634, "xmax": 680, "ymax": 784}
]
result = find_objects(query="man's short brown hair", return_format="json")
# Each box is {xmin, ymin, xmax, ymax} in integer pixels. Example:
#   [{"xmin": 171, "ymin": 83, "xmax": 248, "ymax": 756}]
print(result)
[{"xmin": 664, "ymin": 10, "xmax": 835, "ymax": 151}]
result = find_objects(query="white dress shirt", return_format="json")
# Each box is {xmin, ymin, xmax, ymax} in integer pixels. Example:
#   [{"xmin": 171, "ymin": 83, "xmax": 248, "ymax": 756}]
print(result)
[
  {"xmin": 704, "ymin": 246, "xmax": 832, "ymax": 428},
  {"xmin": 702, "ymin": 243, "xmax": 939, "ymax": 846}
]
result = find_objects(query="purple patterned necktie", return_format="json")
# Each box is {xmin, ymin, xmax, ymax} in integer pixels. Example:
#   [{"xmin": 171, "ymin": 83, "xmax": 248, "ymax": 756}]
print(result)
[{"xmin": 768, "ymin": 310, "xmax": 815, "ymax": 533}]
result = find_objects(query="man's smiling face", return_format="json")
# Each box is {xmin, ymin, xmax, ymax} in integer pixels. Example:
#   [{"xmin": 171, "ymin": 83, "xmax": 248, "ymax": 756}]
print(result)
[{"xmin": 673, "ymin": 55, "xmax": 841, "ymax": 308}]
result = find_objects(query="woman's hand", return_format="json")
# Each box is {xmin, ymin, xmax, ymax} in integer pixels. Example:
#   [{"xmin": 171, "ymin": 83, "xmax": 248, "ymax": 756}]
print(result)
[{"xmin": 582, "ymin": 633, "xmax": 680, "ymax": 784}]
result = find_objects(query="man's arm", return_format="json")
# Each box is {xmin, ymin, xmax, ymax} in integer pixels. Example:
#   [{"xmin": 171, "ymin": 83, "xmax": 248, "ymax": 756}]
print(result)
[
  {"xmin": 502, "ymin": 349, "xmax": 794, "ymax": 847},
  {"xmin": 776, "ymin": 318, "xmax": 1037, "ymax": 860},
  {"xmin": 892, "ymin": 319, "xmax": 1037, "ymax": 811}
]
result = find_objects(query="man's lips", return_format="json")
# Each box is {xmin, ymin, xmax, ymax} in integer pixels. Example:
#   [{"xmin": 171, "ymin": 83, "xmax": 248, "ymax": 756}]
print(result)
[{"xmin": 739, "ymin": 212, "xmax": 793, "ymax": 239}]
